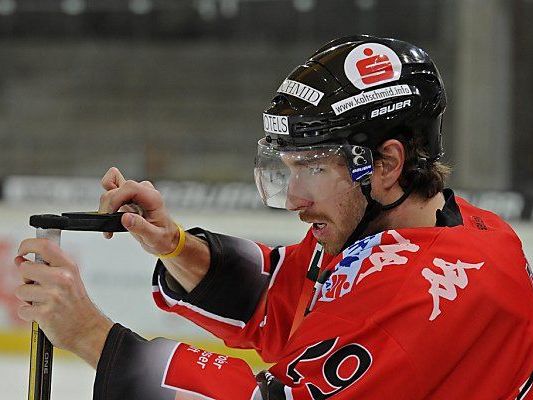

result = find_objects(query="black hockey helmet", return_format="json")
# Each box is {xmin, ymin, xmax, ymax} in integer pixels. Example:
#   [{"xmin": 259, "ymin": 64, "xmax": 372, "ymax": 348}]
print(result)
[{"xmin": 262, "ymin": 34, "xmax": 446, "ymax": 159}]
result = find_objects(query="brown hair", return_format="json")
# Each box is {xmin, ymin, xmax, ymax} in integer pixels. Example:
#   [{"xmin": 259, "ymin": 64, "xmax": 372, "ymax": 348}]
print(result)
[{"xmin": 376, "ymin": 134, "xmax": 451, "ymax": 199}]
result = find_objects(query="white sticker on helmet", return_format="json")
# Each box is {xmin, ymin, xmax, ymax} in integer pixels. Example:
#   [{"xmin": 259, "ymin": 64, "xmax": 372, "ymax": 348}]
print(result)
[
  {"xmin": 263, "ymin": 113, "xmax": 289, "ymax": 135},
  {"xmin": 277, "ymin": 79, "xmax": 325, "ymax": 106},
  {"xmin": 331, "ymin": 84, "xmax": 412, "ymax": 116},
  {"xmin": 344, "ymin": 43, "xmax": 402, "ymax": 90}
]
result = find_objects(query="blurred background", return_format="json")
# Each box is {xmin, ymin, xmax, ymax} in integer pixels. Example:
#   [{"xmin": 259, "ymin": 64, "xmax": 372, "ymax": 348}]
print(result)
[{"xmin": 0, "ymin": 0, "xmax": 532, "ymax": 398}]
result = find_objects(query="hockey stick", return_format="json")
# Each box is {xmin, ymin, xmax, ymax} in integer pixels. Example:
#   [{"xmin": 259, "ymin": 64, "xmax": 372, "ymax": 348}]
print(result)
[{"xmin": 27, "ymin": 212, "xmax": 127, "ymax": 400}]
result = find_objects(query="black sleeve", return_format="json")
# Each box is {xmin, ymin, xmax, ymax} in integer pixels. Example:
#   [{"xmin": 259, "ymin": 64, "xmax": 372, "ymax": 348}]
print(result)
[
  {"xmin": 93, "ymin": 324, "xmax": 177, "ymax": 400},
  {"xmin": 153, "ymin": 228, "xmax": 271, "ymax": 324}
]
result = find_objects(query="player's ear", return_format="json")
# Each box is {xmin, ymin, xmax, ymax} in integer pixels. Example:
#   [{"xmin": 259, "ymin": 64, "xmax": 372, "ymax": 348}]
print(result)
[{"xmin": 374, "ymin": 139, "xmax": 405, "ymax": 191}]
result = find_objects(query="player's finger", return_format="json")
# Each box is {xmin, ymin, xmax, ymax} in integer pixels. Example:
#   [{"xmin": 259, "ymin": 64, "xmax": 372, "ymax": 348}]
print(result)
[
  {"xmin": 17, "ymin": 238, "xmax": 75, "ymax": 271},
  {"xmin": 15, "ymin": 256, "xmax": 34, "ymax": 283},
  {"xmin": 102, "ymin": 208, "xmax": 144, "ymax": 238},
  {"xmin": 99, "ymin": 181, "xmax": 163, "ymax": 215},
  {"xmin": 119, "ymin": 203, "xmax": 145, "ymax": 216},
  {"xmin": 18, "ymin": 303, "xmax": 38, "ymax": 322},
  {"xmin": 140, "ymin": 180, "xmax": 155, "ymax": 189},
  {"xmin": 101, "ymin": 167, "xmax": 127, "ymax": 191},
  {"xmin": 121, "ymin": 213, "xmax": 161, "ymax": 249},
  {"xmin": 16, "ymin": 260, "xmax": 62, "ymax": 286},
  {"xmin": 102, "ymin": 202, "xmax": 144, "ymax": 239},
  {"xmin": 15, "ymin": 283, "xmax": 48, "ymax": 304},
  {"xmin": 99, "ymin": 186, "xmax": 121, "ymax": 214}
]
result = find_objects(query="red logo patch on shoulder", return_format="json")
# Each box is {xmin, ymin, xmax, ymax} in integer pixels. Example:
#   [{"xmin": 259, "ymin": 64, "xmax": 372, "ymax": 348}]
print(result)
[{"xmin": 320, "ymin": 230, "xmax": 420, "ymax": 303}]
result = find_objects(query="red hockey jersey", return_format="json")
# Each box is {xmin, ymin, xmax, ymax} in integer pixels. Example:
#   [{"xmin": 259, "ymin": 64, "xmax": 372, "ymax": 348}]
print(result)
[{"xmin": 94, "ymin": 190, "xmax": 533, "ymax": 399}]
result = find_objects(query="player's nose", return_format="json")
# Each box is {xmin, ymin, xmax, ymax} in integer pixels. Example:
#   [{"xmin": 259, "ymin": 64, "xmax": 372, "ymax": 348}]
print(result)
[
  {"xmin": 285, "ymin": 195, "xmax": 314, "ymax": 211},
  {"xmin": 285, "ymin": 178, "xmax": 314, "ymax": 211}
]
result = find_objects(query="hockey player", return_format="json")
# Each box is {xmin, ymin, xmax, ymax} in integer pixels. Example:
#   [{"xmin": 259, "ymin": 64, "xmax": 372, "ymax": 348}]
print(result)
[{"xmin": 15, "ymin": 35, "xmax": 533, "ymax": 399}]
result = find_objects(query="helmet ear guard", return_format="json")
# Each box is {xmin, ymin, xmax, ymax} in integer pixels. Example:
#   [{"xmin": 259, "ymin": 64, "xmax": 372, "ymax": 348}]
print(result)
[{"xmin": 343, "ymin": 145, "xmax": 374, "ymax": 183}]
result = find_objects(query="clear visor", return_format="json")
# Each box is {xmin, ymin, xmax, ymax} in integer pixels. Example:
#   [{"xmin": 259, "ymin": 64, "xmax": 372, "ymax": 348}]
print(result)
[{"xmin": 254, "ymin": 138, "xmax": 372, "ymax": 209}]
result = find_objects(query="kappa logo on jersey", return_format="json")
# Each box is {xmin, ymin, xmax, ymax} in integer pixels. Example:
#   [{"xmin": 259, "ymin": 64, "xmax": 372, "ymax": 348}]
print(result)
[
  {"xmin": 422, "ymin": 258, "xmax": 484, "ymax": 321},
  {"xmin": 344, "ymin": 43, "xmax": 402, "ymax": 90},
  {"xmin": 356, "ymin": 230, "xmax": 420, "ymax": 284},
  {"xmin": 286, "ymin": 338, "xmax": 372, "ymax": 399},
  {"xmin": 321, "ymin": 230, "xmax": 420, "ymax": 302}
]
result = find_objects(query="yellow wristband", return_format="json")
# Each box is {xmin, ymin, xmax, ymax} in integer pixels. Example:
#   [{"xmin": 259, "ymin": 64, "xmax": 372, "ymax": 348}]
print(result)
[{"xmin": 158, "ymin": 224, "xmax": 186, "ymax": 259}]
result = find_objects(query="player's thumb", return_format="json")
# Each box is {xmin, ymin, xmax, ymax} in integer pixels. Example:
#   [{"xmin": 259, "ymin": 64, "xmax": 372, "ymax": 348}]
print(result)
[{"xmin": 122, "ymin": 212, "xmax": 158, "ymax": 242}]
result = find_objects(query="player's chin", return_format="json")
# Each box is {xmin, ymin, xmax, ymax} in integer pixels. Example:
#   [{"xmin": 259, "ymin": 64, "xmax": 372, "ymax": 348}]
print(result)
[
  {"xmin": 319, "ymin": 238, "xmax": 344, "ymax": 256},
  {"xmin": 311, "ymin": 224, "xmax": 346, "ymax": 255}
]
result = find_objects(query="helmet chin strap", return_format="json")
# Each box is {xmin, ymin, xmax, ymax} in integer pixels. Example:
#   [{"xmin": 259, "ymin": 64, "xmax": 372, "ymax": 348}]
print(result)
[{"xmin": 340, "ymin": 174, "xmax": 418, "ymax": 252}]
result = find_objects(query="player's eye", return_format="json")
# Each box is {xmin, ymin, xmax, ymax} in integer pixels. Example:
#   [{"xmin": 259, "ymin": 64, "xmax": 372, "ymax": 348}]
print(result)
[{"xmin": 308, "ymin": 165, "xmax": 325, "ymax": 175}]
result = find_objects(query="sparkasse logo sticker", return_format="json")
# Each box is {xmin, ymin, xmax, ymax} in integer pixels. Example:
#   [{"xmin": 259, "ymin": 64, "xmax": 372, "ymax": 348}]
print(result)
[{"xmin": 344, "ymin": 43, "xmax": 402, "ymax": 90}]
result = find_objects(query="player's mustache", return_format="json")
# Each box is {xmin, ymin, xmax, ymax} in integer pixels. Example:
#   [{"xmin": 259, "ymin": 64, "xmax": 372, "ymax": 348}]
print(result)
[{"xmin": 299, "ymin": 212, "xmax": 331, "ymax": 224}]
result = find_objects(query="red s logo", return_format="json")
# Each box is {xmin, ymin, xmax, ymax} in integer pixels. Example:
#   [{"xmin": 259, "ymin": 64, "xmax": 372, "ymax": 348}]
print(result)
[
  {"xmin": 356, "ymin": 48, "xmax": 394, "ymax": 85},
  {"xmin": 344, "ymin": 43, "xmax": 402, "ymax": 89}
]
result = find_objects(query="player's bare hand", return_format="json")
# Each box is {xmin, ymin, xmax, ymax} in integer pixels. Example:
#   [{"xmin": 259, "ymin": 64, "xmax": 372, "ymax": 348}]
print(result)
[
  {"xmin": 15, "ymin": 238, "xmax": 112, "ymax": 367},
  {"xmin": 99, "ymin": 167, "xmax": 180, "ymax": 256}
]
